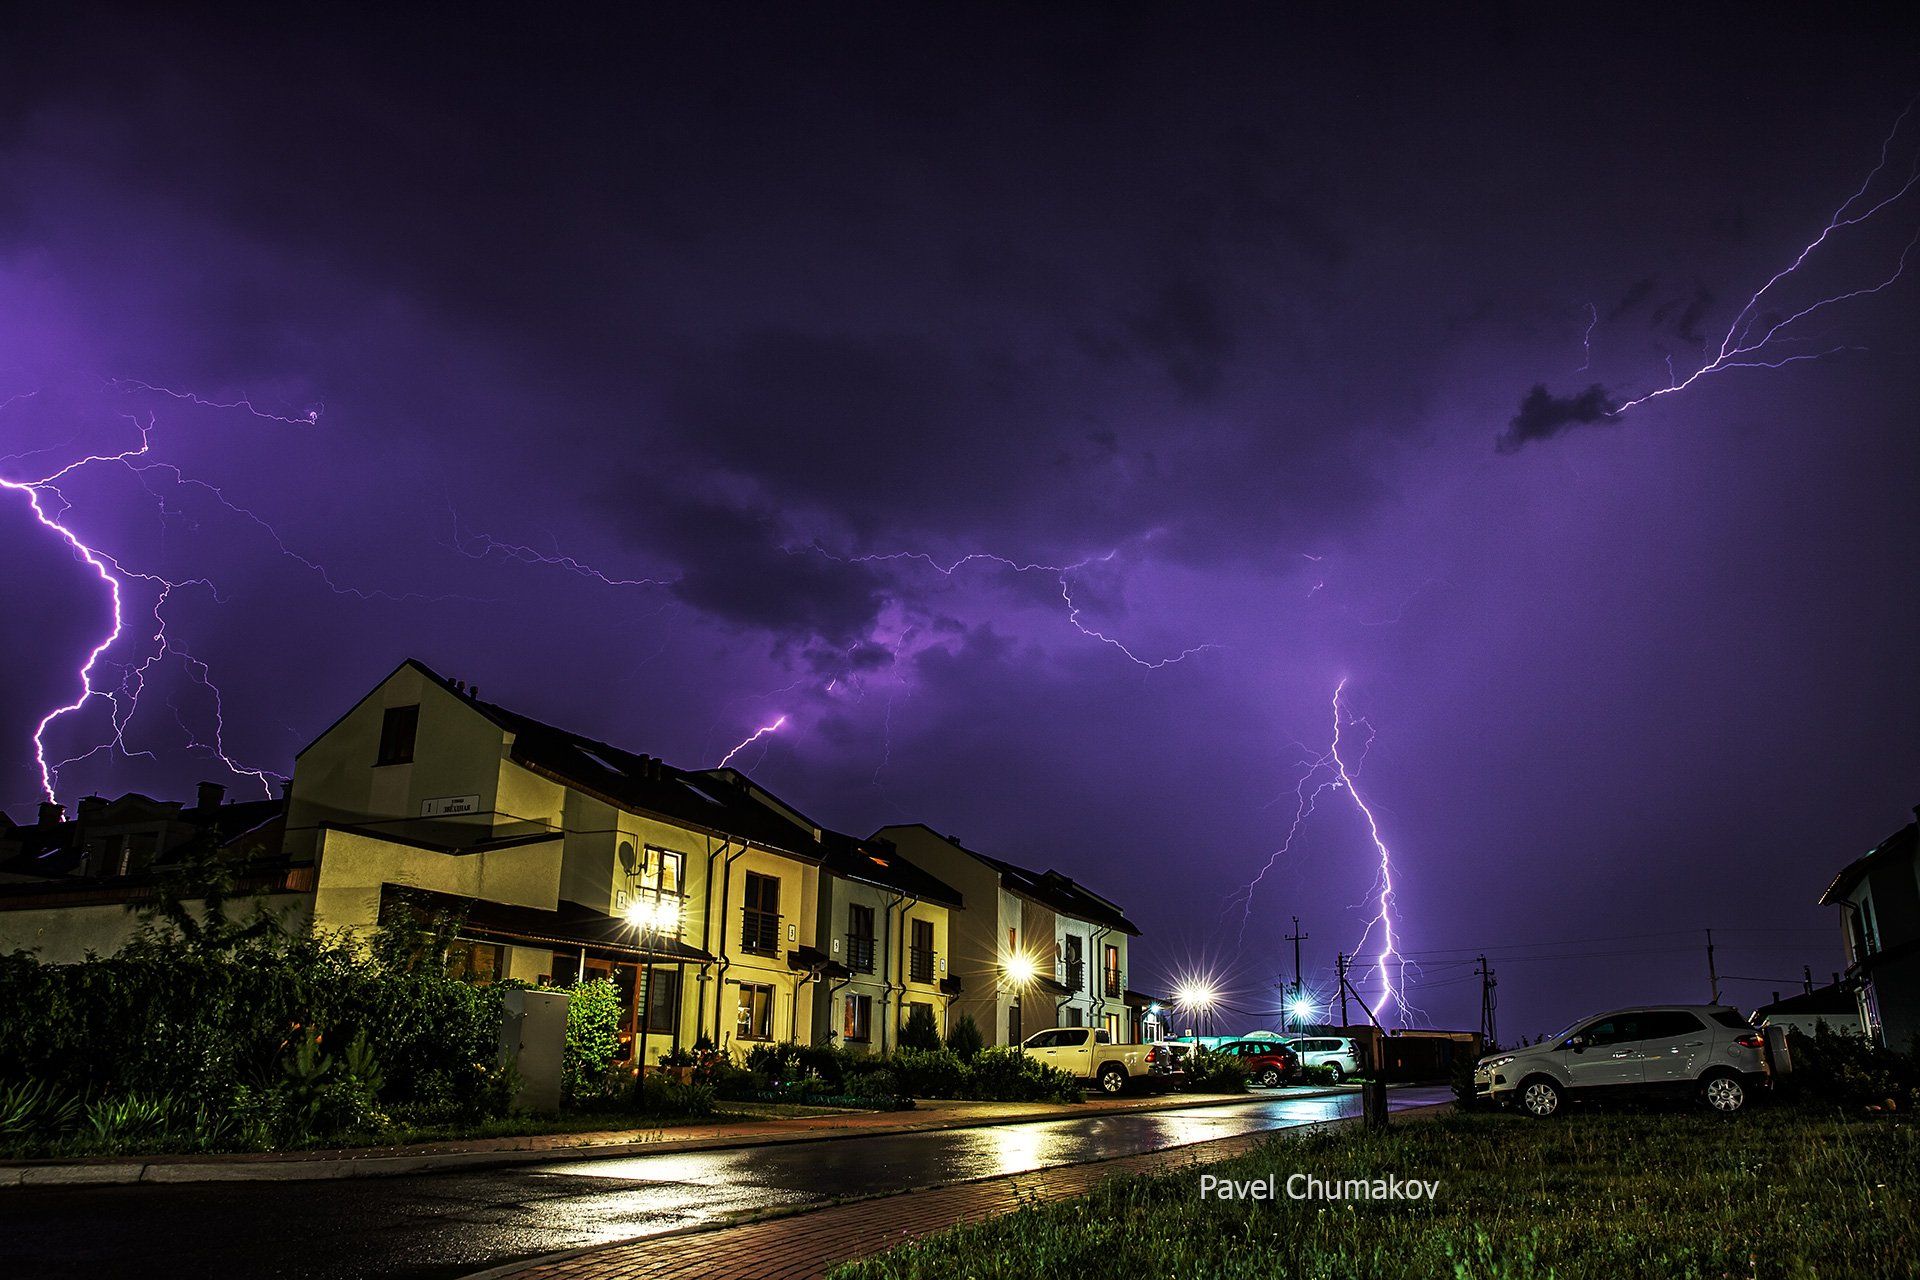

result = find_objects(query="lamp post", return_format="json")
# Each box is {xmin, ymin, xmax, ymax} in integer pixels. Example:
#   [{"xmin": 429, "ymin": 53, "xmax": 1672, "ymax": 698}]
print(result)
[
  {"xmin": 626, "ymin": 897, "xmax": 681, "ymax": 1080},
  {"xmin": 1175, "ymin": 979, "xmax": 1217, "ymax": 1044},
  {"xmin": 1001, "ymin": 949, "xmax": 1037, "ymax": 1048}
]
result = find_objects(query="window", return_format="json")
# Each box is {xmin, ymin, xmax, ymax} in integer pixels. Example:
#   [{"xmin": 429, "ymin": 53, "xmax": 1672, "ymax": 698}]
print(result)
[
  {"xmin": 616, "ymin": 844, "xmax": 686, "ymax": 926},
  {"xmin": 909, "ymin": 918, "xmax": 935, "ymax": 982},
  {"xmin": 1064, "ymin": 1006, "xmax": 1083, "ymax": 1027},
  {"xmin": 847, "ymin": 903, "xmax": 876, "ymax": 974},
  {"xmin": 741, "ymin": 872, "xmax": 780, "ymax": 952},
  {"xmin": 845, "ymin": 993, "xmax": 873, "ymax": 1043},
  {"xmin": 1103, "ymin": 944, "xmax": 1122, "ymax": 998},
  {"xmin": 908, "ymin": 1000, "xmax": 933, "ymax": 1032},
  {"xmin": 1024, "ymin": 1030, "xmax": 1062, "ymax": 1048},
  {"xmin": 1640, "ymin": 1010, "xmax": 1705, "ymax": 1040},
  {"xmin": 1103, "ymin": 1014, "xmax": 1121, "ymax": 1042},
  {"xmin": 1577, "ymin": 1016, "xmax": 1645, "ymax": 1047},
  {"xmin": 1063, "ymin": 935, "xmax": 1084, "ymax": 992},
  {"xmin": 1711, "ymin": 1011, "xmax": 1752, "ymax": 1030},
  {"xmin": 445, "ymin": 940, "xmax": 505, "ymax": 984},
  {"xmin": 1009, "ymin": 1001, "xmax": 1022, "ymax": 1046},
  {"xmin": 1008, "ymin": 926, "xmax": 1018, "ymax": 952},
  {"xmin": 736, "ymin": 982, "xmax": 774, "ymax": 1041},
  {"xmin": 376, "ymin": 705, "xmax": 419, "ymax": 766},
  {"xmin": 643, "ymin": 968, "xmax": 680, "ymax": 1035}
]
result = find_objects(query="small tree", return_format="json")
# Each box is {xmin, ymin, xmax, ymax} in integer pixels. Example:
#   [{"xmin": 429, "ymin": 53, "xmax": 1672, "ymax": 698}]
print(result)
[
  {"xmin": 900, "ymin": 1003, "xmax": 942, "ymax": 1052},
  {"xmin": 944, "ymin": 1011, "xmax": 984, "ymax": 1061},
  {"xmin": 563, "ymin": 979, "xmax": 623, "ymax": 1105}
]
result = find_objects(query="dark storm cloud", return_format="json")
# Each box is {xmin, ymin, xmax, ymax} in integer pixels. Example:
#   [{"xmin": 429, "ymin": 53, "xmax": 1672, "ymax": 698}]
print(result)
[
  {"xmin": 1495, "ymin": 383, "xmax": 1619, "ymax": 452},
  {"xmin": 1607, "ymin": 277, "xmax": 1658, "ymax": 321},
  {"xmin": 1651, "ymin": 283, "xmax": 1715, "ymax": 346}
]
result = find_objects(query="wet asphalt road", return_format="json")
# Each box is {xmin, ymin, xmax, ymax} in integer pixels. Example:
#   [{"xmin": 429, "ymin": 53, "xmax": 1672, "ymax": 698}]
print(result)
[{"xmin": 0, "ymin": 1086, "xmax": 1450, "ymax": 1280}]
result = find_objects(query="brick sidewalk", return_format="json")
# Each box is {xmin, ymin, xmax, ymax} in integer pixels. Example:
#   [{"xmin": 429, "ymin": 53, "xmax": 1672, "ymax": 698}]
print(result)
[{"xmin": 483, "ymin": 1100, "xmax": 1450, "ymax": 1280}]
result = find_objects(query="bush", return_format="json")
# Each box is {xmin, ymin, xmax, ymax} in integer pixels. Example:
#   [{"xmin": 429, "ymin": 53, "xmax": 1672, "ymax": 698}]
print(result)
[
  {"xmin": 846, "ymin": 1067, "xmax": 901, "ymax": 1103},
  {"xmin": 1785, "ymin": 1025, "xmax": 1920, "ymax": 1113},
  {"xmin": 892, "ymin": 1048, "xmax": 968, "ymax": 1098},
  {"xmin": 900, "ymin": 1004, "xmax": 942, "ymax": 1052},
  {"xmin": 1183, "ymin": 1049, "xmax": 1250, "ymax": 1094},
  {"xmin": 965, "ymin": 1046, "xmax": 1083, "ymax": 1103},
  {"xmin": 629, "ymin": 1075, "xmax": 717, "ymax": 1118},
  {"xmin": 944, "ymin": 1012, "xmax": 985, "ymax": 1061},
  {"xmin": 563, "ymin": 978, "xmax": 624, "ymax": 1105}
]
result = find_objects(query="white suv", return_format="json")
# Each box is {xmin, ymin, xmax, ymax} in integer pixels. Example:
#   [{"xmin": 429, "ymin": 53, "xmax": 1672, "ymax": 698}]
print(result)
[
  {"xmin": 1284, "ymin": 1035, "xmax": 1363, "ymax": 1081},
  {"xmin": 1476, "ymin": 1004, "xmax": 1768, "ymax": 1117}
]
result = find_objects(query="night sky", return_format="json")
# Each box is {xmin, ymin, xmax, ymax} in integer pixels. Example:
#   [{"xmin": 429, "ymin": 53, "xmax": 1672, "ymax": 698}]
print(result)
[{"xmin": 3, "ymin": 5, "xmax": 1917, "ymax": 1039}]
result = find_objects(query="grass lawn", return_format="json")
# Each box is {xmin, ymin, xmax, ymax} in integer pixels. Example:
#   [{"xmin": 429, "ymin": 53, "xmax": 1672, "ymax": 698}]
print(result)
[{"xmin": 832, "ymin": 1104, "xmax": 1920, "ymax": 1279}]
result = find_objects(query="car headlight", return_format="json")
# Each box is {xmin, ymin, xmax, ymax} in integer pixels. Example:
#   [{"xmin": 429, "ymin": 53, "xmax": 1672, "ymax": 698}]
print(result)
[{"xmin": 1480, "ymin": 1055, "xmax": 1515, "ymax": 1071}]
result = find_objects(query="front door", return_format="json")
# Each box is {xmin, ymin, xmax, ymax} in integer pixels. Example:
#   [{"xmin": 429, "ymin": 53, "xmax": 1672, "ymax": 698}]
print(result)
[{"xmin": 1565, "ymin": 1013, "xmax": 1647, "ymax": 1090}]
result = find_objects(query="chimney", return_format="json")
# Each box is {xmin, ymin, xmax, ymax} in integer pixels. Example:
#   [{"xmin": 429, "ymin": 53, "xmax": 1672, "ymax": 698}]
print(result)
[
  {"xmin": 1832, "ymin": 972, "xmax": 1841, "ymax": 987},
  {"xmin": 78, "ymin": 795, "xmax": 107, "ymax": 820},
  {"xmin": 1771, "ymin": 991, "xmax": 1780, "ymax": 1006},
  {"xmin": 279, "ymin": 780, "xmax": 292, "ymax": 800},
  {"xmin": 468, "ymin": 684, "xmax": 479, "ymax": 700},
  {"xmin": 453, "ymin": 679, "xmax": 466, "ymax": 694},
  {"xmin": 196, "ymin": 781, "xmax": 227, "ymax": 810},
  {"xmin": 38, "ymin": 800, "xmax": 64, "ymax": 826}
]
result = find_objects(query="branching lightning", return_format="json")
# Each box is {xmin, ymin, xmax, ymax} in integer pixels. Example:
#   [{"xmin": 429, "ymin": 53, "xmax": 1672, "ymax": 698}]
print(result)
[
  {"xmin": 718, "ymin": 715, "xmax": 787, "ymax": 769},
  {"xmin": 2, "ymin": 408, "xmax": 284, "ymax": 801},
  {"xmin": 1611, "ymin": 98, "xmax": 1920, "ymax": 416},
  {"xmin": 1233, "ymin": 678, "xmax": 1417, "ymax": 1026}
]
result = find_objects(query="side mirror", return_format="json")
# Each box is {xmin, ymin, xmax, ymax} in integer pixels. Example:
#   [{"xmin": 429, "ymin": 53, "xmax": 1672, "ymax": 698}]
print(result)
[{"xmin": 1564, "ymin": 1035, "xmax": 1586, "ymax": 1053}]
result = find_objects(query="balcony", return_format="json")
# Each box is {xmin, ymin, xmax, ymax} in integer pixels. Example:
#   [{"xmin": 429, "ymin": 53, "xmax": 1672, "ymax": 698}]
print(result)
[
  {"xmin": 909, "ymin": 946, "xmax": 936, "ymax": 984},
  {"xmin": 740, "ymin": 907, "xmax": 780, "ymax": 954},
  {"xmin": 1104, "ymin": 969, "xmax": 1123, "ymax": 999},
  {"xmin": 1063, "ymin": 960, "xmax": 1085, "ymax": 992},
  {"xmin": 846, "ymin": 934, "xmax": 876, "ymax": 974}
]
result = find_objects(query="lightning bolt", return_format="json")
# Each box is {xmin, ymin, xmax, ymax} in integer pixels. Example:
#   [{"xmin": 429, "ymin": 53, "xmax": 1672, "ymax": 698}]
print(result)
[
  {"xmin": 1234, "ymin": 678, "xmax": 1416, "ymax": 1027},
  {"xmin": 2, "ymin": 411, "xmax": 283, "ymax": 801},
  {"xmin": 1575, "ymin": 300, "xmax": 1599, "ymax": 373},
  {"xmin": 718, "ymin": 715, "xmax": 786, "ymax": 769},
  {"xmin": 445, "ymin": 500, "xmax": 674, "ymax": 589},
  {"xmin": 1610, "ymin": 98, "xmax": 1920, "ymax": 415}
]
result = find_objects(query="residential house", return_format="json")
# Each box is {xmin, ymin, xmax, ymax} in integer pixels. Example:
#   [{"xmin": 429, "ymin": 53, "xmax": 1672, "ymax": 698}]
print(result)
[
  {"xmin": 1753, "ymin": 984, "xmax": 1864, "ymax": 1038},
  {"xmin": 808, "ymin": 829, "xmax": 963, "ymax": 1054},
  {"xmin": 1820, "ymin": 805, "xmax": 1920, "ymax": 1051},
  {"xmin": 875, "ymin": 824, "xmax": 1140, "ymax": 1047}
]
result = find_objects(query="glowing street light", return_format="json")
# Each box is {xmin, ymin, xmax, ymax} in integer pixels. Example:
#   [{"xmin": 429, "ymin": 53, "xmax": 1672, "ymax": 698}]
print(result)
[
  {"xmin": 1001, "ymin": 949, "xmax": 1038, "ymax": 988},
  {"xmin": 1288, "ymin": 994, "xmax": 1317, "ymax": 1026},
  {"xmin": 1174, "ymin": 978, "xmax": 1219, "ymax": 1038},
  {"xmin": 625, "ymin": 896, "xmax": 683, "ymax": 1077}
]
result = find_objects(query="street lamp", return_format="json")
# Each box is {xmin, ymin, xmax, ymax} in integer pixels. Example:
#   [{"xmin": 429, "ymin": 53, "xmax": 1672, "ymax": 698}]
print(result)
[
  {"xmin": 1001, "ymin": 950, "xmax": 1037, "ymax": 1047},
  {"xmin": 1288, "ymin": 994, "xmax": 1317, "ymax": 1028},
  {"xmin": 1174, "ymin": 979, "xmax": 1217, "ymax": 1040},
  {"xmin": 625, "ymin": 896, "xmax": 682, "ymax": 1079}
]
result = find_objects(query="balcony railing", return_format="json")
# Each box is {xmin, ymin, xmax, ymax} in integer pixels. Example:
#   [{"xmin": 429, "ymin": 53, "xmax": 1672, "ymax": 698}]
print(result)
[
  {"xmin": 740, "ymin": 908, "xmax": 780, "ymax": 953},
  {"xmin": 1104, "ymin": 969, "xmax": 1123, "ymax": 999},
  {"xmin": 846, "ymin": 934, "xmax": 876, "ymax": 974},
  {"xmin": 909, "ymin": 946, "xmax": 936, "ymax": 983},
  {"xmin": 1063, "ymin": 960, "xmax": 1085, "ymax": 992}
]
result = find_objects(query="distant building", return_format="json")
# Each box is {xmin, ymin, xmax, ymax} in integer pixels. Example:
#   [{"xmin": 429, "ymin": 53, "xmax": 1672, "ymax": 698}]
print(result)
[
  {"xmin": 1753, "ymin": 985, "xmax": 1864, "ymax": 1038},
  {"xmin": 0, "ymin": 784, "xmax": 298, "ymax": 957},
  {"xmin": 876, "ymin": 824, "xmax": 1140, "ymax": 1046},
  {"xmin": 1820, "ymin": 805, "xmax": 1920, "ymax": 1051}
]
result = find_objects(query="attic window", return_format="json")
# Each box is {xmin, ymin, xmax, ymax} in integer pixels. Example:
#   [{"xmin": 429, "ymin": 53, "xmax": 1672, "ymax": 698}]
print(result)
[
  {"xmin": 680, "ymin": 781, "xmax": 726, "ymax": 807},
  {"xmin": 578, "ymin": 749, "xmax": 624, "ymax": 776},
  {"xmin": 376, "ymin": 705, "xmax": 419, "ymax": 766}
]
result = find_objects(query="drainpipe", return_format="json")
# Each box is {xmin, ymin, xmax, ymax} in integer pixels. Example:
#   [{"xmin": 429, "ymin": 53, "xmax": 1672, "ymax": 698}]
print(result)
[
  {"xmin": 890, "ymin": 892, "xmax": 920, "ymax": 1050},
  {"xmin": 696, "ymin": 836, "xmax": 729, "ymax": 1043},
  {"xmin": 712, "ymin": 840, "xmax": 750, "ymax": 1048},
  {"xmin": 877, "ymin": 889, "xmax": 905, "ymax": 1053},
  {"xmin": 826, "ymin": 970, "xmax": 854, "ymax": 1047},
  {"xmin": 1087, "ymin": 924, "xmax": 1111, "ymax": 1033}
]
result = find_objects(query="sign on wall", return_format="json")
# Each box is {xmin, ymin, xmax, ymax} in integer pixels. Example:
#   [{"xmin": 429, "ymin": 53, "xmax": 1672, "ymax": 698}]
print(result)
[{"xmin": 421, "ymin": 794, "xmax": 482, "ymax": 817}]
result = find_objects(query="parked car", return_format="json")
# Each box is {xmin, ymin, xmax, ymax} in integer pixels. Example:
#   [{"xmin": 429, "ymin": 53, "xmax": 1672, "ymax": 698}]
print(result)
[
  {"xmin": 1213, "ymin": 1038, "xmax": 1300, "ymax": 1087},
  {"xmin": 1475, "ymin": 1004, "xmax": 1769, "ymax": 1117},
  {"xmin": 1021, "ymin": 1027, "xmax": 1184, "ymax": 1094},
  {"xmin": 1284, "ymin": 1035, "xmax": 1363, "ymax": 1081}
]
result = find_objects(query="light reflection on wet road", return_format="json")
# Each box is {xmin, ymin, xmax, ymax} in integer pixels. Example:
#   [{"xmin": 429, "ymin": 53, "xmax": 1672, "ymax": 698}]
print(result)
[{"xmin": 0, "ymin": 1086, "xmax": 1449, "ymax": 1280}]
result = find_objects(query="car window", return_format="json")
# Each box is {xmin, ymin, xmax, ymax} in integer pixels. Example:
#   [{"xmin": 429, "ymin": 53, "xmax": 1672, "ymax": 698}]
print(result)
[
  {"xmin": 1580, "ymin": 1016, "xmax": 1645, "ymax": 1046},
  {"xmin": 1025, "ymin": 1031, "xmax": 1056, "ymax": 1048},
  {"xmin": 1640, "ymin": 1011, "xmax": 1705, "ymax": 1039},
  {"xmin": 1711, "ymin": 1011, "xmax": 1752, "ymax": 1030}
]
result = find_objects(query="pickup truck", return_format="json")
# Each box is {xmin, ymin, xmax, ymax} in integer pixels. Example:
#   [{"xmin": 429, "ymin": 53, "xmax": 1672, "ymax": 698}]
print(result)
[{"xmin": 1020, "ymin": 1027, "xmax": 1182, "ymax": 1094}]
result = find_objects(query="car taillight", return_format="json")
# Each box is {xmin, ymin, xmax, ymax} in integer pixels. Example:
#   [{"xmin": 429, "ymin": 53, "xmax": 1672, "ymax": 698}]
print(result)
[
  {"xmin": 1734, "ymin": 1033, "xmax": 1764, "ymax": 1049},
  {"xmin": 1146, "ymin": 1047, "xmax": 1159, "ymax": 1064}
]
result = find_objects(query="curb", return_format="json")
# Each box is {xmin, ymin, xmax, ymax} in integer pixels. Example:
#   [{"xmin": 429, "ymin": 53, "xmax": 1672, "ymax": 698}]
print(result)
[
  {"xmin": 0, "ymin": 1086, "xmax": 1360, "ymax": 1188},
  {"xmin": 460, "ymin": 1094, "xmax": 1454, "ymax": 1280}
]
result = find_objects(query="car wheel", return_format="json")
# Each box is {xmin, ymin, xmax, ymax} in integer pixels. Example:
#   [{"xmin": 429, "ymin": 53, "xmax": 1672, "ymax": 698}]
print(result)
[
  {"xmin": 1259, "ymin": 1067, "xmax": 1283, "ymax": 1087},
  {"xmin": 1518, "ymin": 1076, "xmax": 1564, "ymax": 1118},
  {"xmin": 1325, "ymin": 1063, "xmax": 1344, "ymax": 1083},
  {"xmin": 1098, "ymin": 1065, "xmax": 1128, "ymax": 1095},
  {"xmin": 1702, "ymin": 1072, "xmax": 1747, "ymax": 1114}
]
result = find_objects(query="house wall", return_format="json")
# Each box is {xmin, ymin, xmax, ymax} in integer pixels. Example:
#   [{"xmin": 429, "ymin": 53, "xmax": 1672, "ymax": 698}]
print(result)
[
  {"xmin": 710, "ymin": 843, "xmax": 822, "ymax": 1053},
  {"xmin": 811, "ymin": 879, "xmax": 953, "ymax": 1053},
  {"xmin": 877, "ymin": 827, "xmax": 1021, "ymax": 1045},
  {"xmin": 0, "ymin": 894, "xmax": 312, "ymax": 963},
  {"xmin": 1838, "ymin": 838, "xmax": 1920, "ymax": 1050},
  {"xmin": 309, "ymin": 827, "xmax": 565, "ymax": 935}
]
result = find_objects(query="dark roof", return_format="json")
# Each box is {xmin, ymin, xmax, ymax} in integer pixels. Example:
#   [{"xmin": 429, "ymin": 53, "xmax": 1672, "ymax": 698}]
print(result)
[
  {"xmin": 875, "ymin": 822, "xmax": 1139, "ymax": 934},
  {"xmin": 1820, "ymin": 817, "xmax": 1918, "ymax": 905},
  {"xmin": 1755, "ymin": 986, "xmax": 1856, "ymax": 1018},
  {"xmin": 817, "ymin": 830, "xmax": 963, "ymax": 908}
]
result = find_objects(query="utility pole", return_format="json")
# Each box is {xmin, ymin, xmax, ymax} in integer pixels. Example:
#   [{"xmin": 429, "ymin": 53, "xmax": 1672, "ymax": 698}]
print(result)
[
  {"xmin": 1706, "ymin": 929, "xmax": 1720, "ymax": 1003},
  {"xmin": 1803, "ymin": 965, "xmax": 1814, "ymax": 995},
  {"xmin": 1475, "ymin": 954, "xmax": 1498, "ymax": 1048},
  {"xmin": 1335, "ymin": 952, "xmax": 1349, "ymax": 1029},
  {"xmin": 1286, "ymin": 916, "xmax": 1308, "ymax": 1030}
]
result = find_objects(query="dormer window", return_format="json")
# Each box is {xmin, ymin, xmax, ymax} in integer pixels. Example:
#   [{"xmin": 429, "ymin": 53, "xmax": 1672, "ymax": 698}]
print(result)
[{"xmin": 376, "ymin": 705, "xmax": 419, "ymax": 766}]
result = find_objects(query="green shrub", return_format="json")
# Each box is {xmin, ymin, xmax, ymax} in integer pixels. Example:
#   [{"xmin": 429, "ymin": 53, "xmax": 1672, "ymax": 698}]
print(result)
[
  {"xmin": 944, "ymin": 1013, "xmax": 985, "ymax": 1061},
  {"xmin": 0, "ymin": 1079, "xmax": 81, "ymax": 1139},
  {"xmin": 966, "ymin": 1046, "xmax": 1083, "ymax": 1103},
  {"xmin": 892, "ymin": 1047, "xmax": 967, "ymax": 1098},
  {"xmin": 630, "ymin": 1075, "xmax": 717, "ymax": 1118},
  {"xmin": 563, "ymin": 978, "xmax": 623, "ymax": 1105},
  {"xmin": 846, "ymin": 1067, "xmax": 901, "ymax": 1103},
  {"xmin": 1182, "ymin": 1049, "xmax": 1250, "ymax": 1093},
  {"xmin": 1785, "ymin": 1025, "xmax": 1920, "ymax": 1113},
  {"xmin": 900, "ymin": 1004, "xmax": 942, "ymax": 1052}
]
